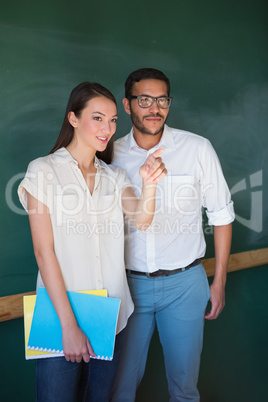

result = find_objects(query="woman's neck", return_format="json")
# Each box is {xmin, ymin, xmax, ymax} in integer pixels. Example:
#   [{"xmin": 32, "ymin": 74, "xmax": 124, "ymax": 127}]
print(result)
[
  {"xmin": 66, "ymin": 142, "xmax": 97, "ymax": 195},
  {"xmin": 66, "ymin": 142, "xmax": 96, "ymax": 171}
]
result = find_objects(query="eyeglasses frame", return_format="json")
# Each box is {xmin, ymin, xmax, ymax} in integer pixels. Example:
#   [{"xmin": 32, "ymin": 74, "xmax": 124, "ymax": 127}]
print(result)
[{"xmin": 128, "ymin": 95, "xmax": 173, "ymax": 109}]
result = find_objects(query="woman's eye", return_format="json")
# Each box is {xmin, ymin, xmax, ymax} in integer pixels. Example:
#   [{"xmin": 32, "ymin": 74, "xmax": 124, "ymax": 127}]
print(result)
[
  {"xmin": 111, "ymin": 118, "xmax": 117, "ymax": 123},
  {"xmin": 93, "ymin": 116, "xmax": 102, "ymax": 121}
]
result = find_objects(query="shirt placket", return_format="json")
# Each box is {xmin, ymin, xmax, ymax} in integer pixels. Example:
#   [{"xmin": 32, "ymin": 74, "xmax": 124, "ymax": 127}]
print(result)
[
  {"xmin": 146, "ymin": 230, "xmax": 155, "ymax": 271},
  {"xmin": 72, "ymin": 162, "xmax": 104, "ymax": 289},
  {"xmin": 144, "ymin": 149, "xmax": 157, "ymax": 271},
  {"xmin": 91, "ymin": 169, "xmax": 103, "ymax": 288}
]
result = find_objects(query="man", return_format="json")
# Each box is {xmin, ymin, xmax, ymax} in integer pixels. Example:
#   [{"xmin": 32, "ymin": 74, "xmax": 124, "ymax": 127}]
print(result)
[{"xmin": 111, "ymin": 68, "xmax": 234, "ymax": 402}]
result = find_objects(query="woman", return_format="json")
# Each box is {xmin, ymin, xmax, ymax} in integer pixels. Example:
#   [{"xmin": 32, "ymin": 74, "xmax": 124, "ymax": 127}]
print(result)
[{"xmin": 18, "ymin": 82, "xmax": 166, "ymax": 401}]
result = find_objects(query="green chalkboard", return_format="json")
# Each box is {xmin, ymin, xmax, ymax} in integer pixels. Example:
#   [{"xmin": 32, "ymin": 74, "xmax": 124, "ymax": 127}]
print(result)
[{"xmin": 0, "ymin": 1, "xmax": 267, "ymax": 401}]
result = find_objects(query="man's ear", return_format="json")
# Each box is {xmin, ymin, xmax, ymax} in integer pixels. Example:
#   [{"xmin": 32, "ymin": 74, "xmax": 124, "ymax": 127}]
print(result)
[
  {"xmin": 68, "ymin": 111, "xmax": 78, "ymax": 128},
  {"xmin": 122, "ymin": 98, "xmax": 131, "ymax": 115}
]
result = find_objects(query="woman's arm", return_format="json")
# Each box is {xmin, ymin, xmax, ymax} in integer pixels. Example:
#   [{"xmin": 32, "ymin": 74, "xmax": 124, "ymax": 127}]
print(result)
[
  {"xmin": 27, "ymin": 192, "xmax": 96, "ymax": 362},
  {"xmin": 121, "ymin": 149, "xmax": 167, "ymax": 230}
]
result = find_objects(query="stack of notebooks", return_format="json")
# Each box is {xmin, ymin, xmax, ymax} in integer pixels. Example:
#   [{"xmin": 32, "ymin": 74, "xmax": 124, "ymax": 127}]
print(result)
[{"xmin": 24, "ymin": 287, "xmax": 121, "ymax": 361}]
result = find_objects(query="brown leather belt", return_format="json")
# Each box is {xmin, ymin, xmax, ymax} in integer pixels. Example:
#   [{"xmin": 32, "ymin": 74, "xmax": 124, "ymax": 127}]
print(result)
[{"xmin": 126, "ymin": 258, "xmax": 201, "ymax": 278}]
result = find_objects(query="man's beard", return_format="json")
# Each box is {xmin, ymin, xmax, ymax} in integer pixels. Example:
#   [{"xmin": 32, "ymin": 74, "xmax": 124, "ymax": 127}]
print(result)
[{"xmin": 130, "ymin": 109, "xmax": 167, "ymax": 136}]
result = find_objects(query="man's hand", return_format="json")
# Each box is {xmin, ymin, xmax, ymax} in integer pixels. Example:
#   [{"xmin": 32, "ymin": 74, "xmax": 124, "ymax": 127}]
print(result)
[
  {"xmin": 139, "ymin": 149, "xmax": 167, "ymax": 183},
  {"xmin": 205, "ymin": 224, "xmax": 232, "ymax": 320},
  {"xmin": 205, "ymin": 281, "xmax": 225, "ymax": 320}
]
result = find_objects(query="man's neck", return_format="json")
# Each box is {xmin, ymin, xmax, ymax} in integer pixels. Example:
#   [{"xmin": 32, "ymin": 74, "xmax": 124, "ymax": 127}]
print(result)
[{"xmin": 133, "ymin": 129, "xmax": 163, "ymax": 151}]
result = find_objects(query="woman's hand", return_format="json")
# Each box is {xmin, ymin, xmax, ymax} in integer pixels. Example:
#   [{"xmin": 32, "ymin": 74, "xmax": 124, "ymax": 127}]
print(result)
[
  {"xmin": 62, "ymin": 324, "xmax": 96, "ymax": 363},
  {"xmin": 27, "ymin": 193, "xmax": 96, "ymax": 364},
  {"xmin": 139, "ymin": 149, "xmax": 167, "ymax": 183}
]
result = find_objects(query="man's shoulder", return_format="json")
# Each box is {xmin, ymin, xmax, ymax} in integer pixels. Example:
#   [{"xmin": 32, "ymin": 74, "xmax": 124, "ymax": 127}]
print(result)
[
  {"xmin": 113, "ymin": 133, "xmax": 132, "ymax": 165},
  {"xmin": 114, "ymin": 133, "xmax": 130, "ymax": 150},
  {"xmin": 168, "ymin": 126, "xmax": 208, "ymax": 147}
]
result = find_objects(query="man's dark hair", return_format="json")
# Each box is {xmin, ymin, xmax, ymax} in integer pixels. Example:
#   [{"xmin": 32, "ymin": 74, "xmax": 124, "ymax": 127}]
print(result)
[{"xmin": 125, "ymin": 68, "xmax": 171, "ymax": 98}]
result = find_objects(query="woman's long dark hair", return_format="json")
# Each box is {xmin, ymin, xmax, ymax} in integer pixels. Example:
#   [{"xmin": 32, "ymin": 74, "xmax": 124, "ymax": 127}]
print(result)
[{"xmin": 50, "ymin": 82, "xmax": 116, "ymax": 164}]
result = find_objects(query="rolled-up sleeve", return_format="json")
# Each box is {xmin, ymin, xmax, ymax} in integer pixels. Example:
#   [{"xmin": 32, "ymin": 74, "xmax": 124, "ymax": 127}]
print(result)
[
  {"xmin": 200, "ymin": 139, "xmax": 235, "ymax": 226},
  {"xmin": 18, "ymin": 158, "xmax": 49, "ymax": 212},
  {"xmin": 118, "ymin": 168, "xmax": 133, "ymax": 191},
  {"xmin": 206, "ymin": 201, "xmax": 235, "ymax": 226},
  {"xmin": 109, "ymin": 165, "xmax": 133, "ymax": 193}
]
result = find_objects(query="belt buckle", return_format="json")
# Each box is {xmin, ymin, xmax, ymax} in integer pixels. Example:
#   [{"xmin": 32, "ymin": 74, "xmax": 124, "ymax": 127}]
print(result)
[
  {"xmin": 145, "ymin": 270, "xmax": 164, "ymax": 278},
  {"xmin": 145, "ymin": 271, "xmax": 158, "ymax": 279}
]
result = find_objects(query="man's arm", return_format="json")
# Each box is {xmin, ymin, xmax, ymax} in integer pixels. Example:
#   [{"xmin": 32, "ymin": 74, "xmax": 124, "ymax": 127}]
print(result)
[{"xmin": 205, "ymin": 223, "xmax": 232, "ymax": 320}]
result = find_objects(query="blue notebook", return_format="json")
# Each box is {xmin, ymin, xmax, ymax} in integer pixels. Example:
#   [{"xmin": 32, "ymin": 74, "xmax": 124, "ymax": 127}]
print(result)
[{"xmin": 27, "ymin": 287, "xmax": 121, "ymax": 360}]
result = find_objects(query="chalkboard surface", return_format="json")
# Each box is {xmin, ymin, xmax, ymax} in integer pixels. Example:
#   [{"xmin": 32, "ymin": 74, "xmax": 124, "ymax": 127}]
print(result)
[
  {"xmin": 1, "ymin": 3, "xmax": 267, "ymax": 295},
  {"xmin": 0, "ymin": 1, "xmax": 267, "ymax": 401}
]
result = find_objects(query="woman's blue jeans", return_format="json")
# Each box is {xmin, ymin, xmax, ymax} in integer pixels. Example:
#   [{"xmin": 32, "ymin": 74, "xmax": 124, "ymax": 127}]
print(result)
[{"xmin": 36, "ymin": 329, "xmax": 125, "ymax": 402}]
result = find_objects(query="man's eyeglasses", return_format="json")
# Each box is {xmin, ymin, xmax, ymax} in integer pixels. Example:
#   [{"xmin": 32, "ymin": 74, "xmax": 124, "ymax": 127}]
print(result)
[{"xmin": 128, "ymin": 95, "xmax": 173, "ymax": 109}]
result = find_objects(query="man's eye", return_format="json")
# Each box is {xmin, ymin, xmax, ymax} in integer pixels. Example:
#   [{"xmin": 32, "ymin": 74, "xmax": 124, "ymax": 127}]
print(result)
[
  {"xmin": 140, "ymin": 97, "xmax": 150, "ymax": 103},
  {"xmin": 158, "ymin": 98, "xmax": 168, "ymax": 106}
]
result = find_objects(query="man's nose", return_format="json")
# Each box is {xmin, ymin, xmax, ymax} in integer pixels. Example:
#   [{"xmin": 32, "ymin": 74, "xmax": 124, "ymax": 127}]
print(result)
[{"xmin": 148, "ymin": 99, "xmax": 161, "ymax": 113}]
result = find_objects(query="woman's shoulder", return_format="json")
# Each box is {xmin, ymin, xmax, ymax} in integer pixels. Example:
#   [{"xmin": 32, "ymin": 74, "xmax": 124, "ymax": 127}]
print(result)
[
  {"xmin": 100, "ymin": 160, "xmax": 127, "ymax": 178},
  {"xmin": 26, "ymin": 154, "xmax": 53, "ymax": 173},
  {"xmin": 98, "ymin": 159, "xmax": 131, "ymax": 189},
  {"xmin": 25, "ymin": 148, "xmax": 70, "ymax": 173}
]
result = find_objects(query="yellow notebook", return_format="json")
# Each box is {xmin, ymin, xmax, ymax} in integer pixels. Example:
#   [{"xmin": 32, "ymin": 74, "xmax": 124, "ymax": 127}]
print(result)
[{"xmin": 23, "ymin": 289, "xmax": 108, "ymax": 360}]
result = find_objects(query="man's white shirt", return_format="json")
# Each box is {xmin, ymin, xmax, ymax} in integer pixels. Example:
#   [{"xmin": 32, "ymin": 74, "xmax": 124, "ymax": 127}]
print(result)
[{"xmin": 112, "ymin": 125, "xmax": 235, "ymax": 273}]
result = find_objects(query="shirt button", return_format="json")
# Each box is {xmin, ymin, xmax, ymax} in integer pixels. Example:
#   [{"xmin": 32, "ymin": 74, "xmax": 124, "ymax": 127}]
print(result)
[
  {"xmin": 47, "ymin": 173, "xmax": 54, "ymax": 181},
  {"xmin": 96, "ymin": 255, "xmax": 100, "ymax": 260}
]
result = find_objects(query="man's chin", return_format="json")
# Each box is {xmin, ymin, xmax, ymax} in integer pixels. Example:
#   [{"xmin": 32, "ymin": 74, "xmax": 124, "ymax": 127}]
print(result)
[{"xmin": 134, "ymin": 123, "xmax": 165, "ymax": 136}]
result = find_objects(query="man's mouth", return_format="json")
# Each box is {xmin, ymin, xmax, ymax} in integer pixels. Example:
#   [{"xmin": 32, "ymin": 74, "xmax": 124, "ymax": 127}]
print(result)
[{"xmin": 144, "ymin": 114, "xmax": 163, "ymax": 121}]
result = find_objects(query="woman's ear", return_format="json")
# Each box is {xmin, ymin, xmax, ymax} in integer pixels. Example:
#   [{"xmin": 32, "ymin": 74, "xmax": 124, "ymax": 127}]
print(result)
[
  {"xmin": 68, "ymin": 111, "xmax": 78, "ymax": 128},
  {"xmin": 122, "ymin": 98, "xmax": 131, "ymax": 115}
]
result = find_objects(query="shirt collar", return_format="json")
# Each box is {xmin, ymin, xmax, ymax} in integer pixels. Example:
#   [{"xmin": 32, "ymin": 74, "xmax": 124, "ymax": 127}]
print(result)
[
  {"xmin": 52, "ymin": 147, "xmax": 107, "ymax": 171},
  {"xmin": 94, "ymin": 156, "xmax": 108, "ymax": 171},
  {"xmin": 126, "ymin": 124, "xmax": 176, "ymax": 153},
  {"xmin": 52, "ymin": 147, "xmax": 76, "ymax": 166}
]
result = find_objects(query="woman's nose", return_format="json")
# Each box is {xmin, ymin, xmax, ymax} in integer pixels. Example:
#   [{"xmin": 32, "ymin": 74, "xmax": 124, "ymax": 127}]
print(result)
[{"xmin": 102, "ymin": 121, "xmax": 112, "ymax": 134}]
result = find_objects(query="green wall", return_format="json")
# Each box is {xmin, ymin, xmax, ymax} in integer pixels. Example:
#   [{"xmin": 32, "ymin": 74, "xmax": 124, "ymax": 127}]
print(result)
[{"xmin": 0, "ymin": 1, "xmax": 267, "ymax": 401}]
